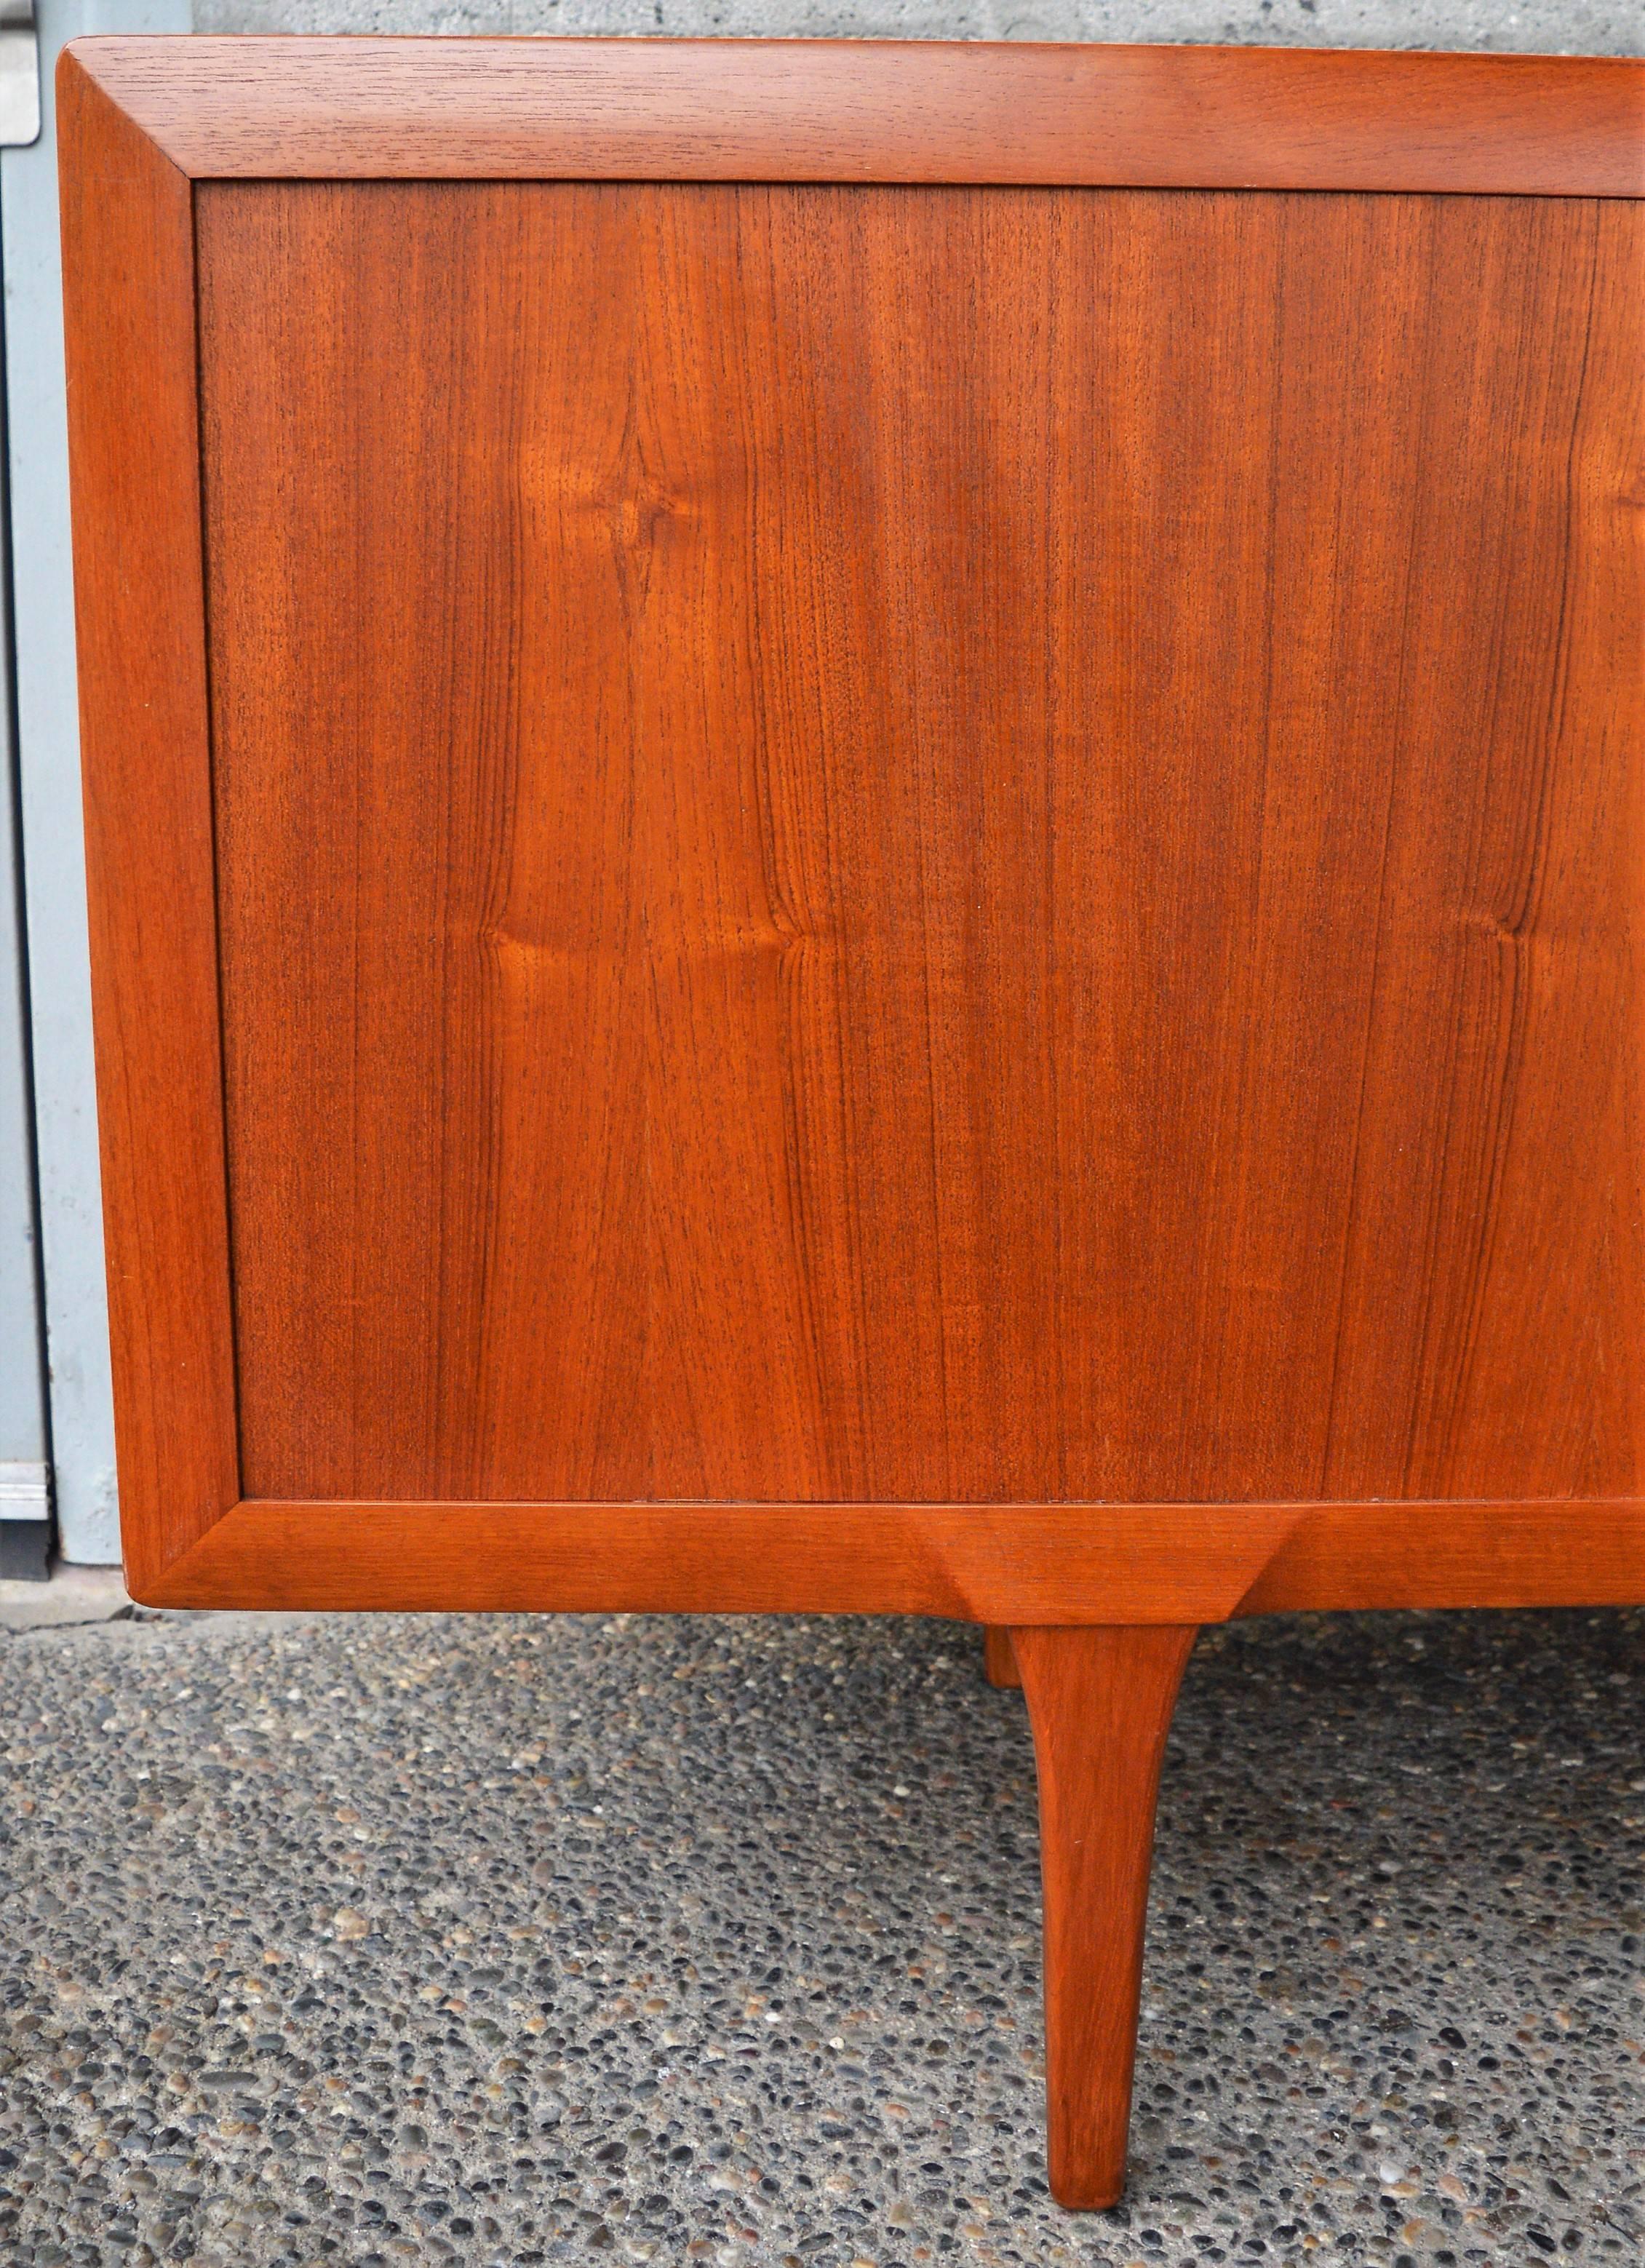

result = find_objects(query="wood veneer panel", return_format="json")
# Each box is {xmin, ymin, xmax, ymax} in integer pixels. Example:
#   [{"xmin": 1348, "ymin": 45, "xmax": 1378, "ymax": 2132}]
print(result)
[
  {"xmin": 199, "ymin": 183, "xmax": 1641, "ymax": 1513},
  {"xmin": 59, "ymin": 66, "xmax": 241, "ymax": 1591},
  {"xmin": 199, "ymin": 183, "xmax": 648, "ymax": 1503},
  {"xmin": 68, "ymin": 38, "xmax": 1645, "ymax": 196}
]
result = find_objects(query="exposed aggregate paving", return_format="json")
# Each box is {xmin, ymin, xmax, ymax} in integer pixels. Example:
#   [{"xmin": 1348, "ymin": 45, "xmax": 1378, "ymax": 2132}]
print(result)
[{"xmin": 0, "ymin": 1603, "xmax": 1640, "ymax": 2266}]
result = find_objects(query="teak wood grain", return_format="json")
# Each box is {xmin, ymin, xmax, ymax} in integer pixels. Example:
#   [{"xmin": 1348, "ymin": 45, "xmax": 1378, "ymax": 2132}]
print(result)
[
  {"xmin": 1012, "ymin": 1626, "xmax": 1198, "ymax": 2207},
  {"xmin": 983, "ymin": 1628, "xmax": 1022, "ymax": 1688},
  {"xmin": 60, "ymin": 40, "xmax": 1645, "ymax": 2212},
  {"xmin": 57, "ymin": 62, "xmax": 239, "ymax": 1597},
  {"xmin": 64, "ymin": 38, "xmax": 1645, "ymax": 195},
  {"xmin": 130, "ymin": 1500, "xmax": 1645, "ymax": 1619},
  {"xmin": 194, "ymin": 181, "xmax": 1644, "ymax": 1515}
]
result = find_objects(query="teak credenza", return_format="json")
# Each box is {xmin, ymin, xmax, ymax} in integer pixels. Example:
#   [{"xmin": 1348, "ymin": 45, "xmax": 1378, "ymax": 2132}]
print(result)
[{"xmin": 61, "ymin": 37, "xmax": 1644, "ymax": 2208}]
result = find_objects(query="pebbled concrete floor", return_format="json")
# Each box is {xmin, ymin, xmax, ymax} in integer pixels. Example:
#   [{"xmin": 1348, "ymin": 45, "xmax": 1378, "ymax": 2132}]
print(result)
[{"xmin": 0, "ymin": 1603, "xmax": 1640, "ymax": 2266}]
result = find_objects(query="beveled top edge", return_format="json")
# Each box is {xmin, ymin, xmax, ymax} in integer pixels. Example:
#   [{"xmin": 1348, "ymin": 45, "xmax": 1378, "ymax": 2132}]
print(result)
[{"xmin": 61, "ymin": 36, "xmax": 1645, "ymax": 196}]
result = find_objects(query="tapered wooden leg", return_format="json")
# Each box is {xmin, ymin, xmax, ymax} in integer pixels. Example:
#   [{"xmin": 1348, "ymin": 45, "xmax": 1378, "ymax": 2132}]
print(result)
[
  {"xmin": 1009, "ymin": 1624, "xmax": 1198, "ymax": 2211},
  {"xmin": 982, "ymin": 1625, "xmax": 1021, "ymax": 1687}
]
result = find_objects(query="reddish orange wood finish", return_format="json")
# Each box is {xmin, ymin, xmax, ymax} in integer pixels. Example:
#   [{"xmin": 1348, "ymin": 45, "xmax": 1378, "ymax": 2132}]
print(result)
[
  {"xmin": 119, "ymin": 1500, "xmax": 1645, "ymax": 1620},
  {"xmin": 1012, "ymin": 1626, "xmax": 1199, "ymax": 2208},
  {"xmin": 1235, "ymin": 1500, "xmax": 1645, "ymax": 1613},
  {"xmin": 58, "ymin": 37, "xmax": 1645, "ymax": 2216},
  {"xmin": 57, "ymin": 63, "xmax": 239, "ymax": 1598},
  {"xmin": 192, "ymin": 180, "xmax": 1643, "ymax": 1513},
  {"xmin": 65, "ymin": 38, "xmax": 1645, "ymax": 195},
  {"xmin": 983, "ymin": 1627, "xmax": 1021, "ymax": 1687},
  {"xmin": 140, "ymin": 1500, "xmax": 1305, "ymax": 1619},
  {"xmin": 116, "ymin": 1497, "xmax": 1642, "ymax": 1623}
]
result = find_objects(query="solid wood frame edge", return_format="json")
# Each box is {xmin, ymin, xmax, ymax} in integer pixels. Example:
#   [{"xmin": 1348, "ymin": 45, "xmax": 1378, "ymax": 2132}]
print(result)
[
  {"xmin": 135, "ymin": 1497, "xmax": 1645, "ymax": 1618},
  {"xmin": 59, "ymin": 49, "xmax": 243, "ymax": 1601},
  {"xmin": 60, "ymin": 36, "xmax": 1645, "ymax": 196},
  {"xmin": 57, "ymin": 44, "xmax": 1645, "ymax": 1608}
]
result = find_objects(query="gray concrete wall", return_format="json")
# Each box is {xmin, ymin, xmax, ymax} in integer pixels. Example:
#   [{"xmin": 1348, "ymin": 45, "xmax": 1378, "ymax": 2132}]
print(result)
[{"xmin": 193, "ymin": 0, "xmax": 1641, "ymax": 56}]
